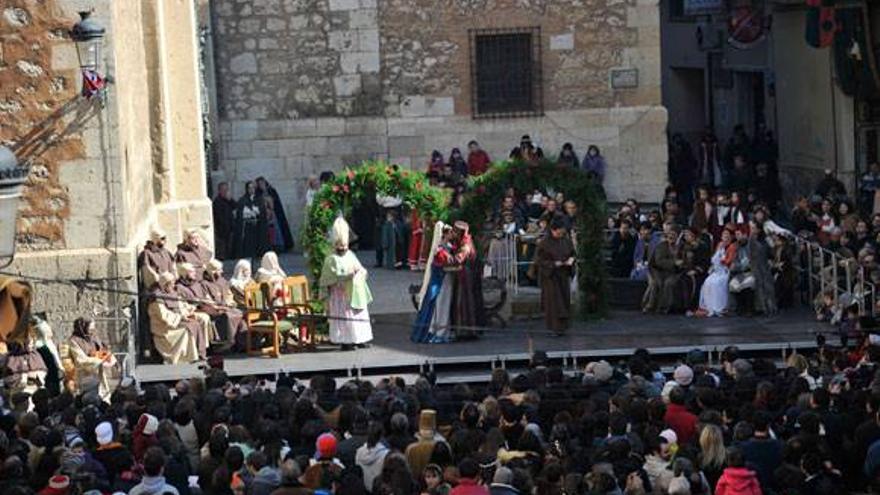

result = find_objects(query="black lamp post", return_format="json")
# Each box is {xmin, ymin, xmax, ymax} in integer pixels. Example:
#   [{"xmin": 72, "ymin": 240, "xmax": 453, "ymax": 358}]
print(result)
[
  {"xmin": 70, "ymin": 11, "xmax": 107, "ymax": 98},
  {"xmin": 0, "ymin": 146, "xmax": 28, "ymax": 269}
]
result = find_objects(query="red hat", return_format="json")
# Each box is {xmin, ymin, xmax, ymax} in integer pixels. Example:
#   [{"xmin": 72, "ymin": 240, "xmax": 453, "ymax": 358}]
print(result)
[
  {"xmin": 39, "ymin": 475, "xmax": 70, "ymax": 495},
  {"xmin": 316, "ymin": 432, "xmax": 337, "ymax": 459}
]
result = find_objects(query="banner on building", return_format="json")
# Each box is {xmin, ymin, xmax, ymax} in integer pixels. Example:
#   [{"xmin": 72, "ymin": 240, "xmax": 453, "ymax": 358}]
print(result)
[{"xmin": 685, "ymin": 0, "xmax": 724, "ymax": 16}]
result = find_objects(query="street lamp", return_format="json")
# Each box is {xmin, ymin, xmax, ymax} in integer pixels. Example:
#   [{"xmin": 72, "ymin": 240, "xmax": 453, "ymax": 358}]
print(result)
[
  {"xmin": 70, "ymin": 11, "xmax": 107, "ymax": 98},
  {"xmin": 0, "ymin": 146, "xmax": 28, "ymax": 269}
]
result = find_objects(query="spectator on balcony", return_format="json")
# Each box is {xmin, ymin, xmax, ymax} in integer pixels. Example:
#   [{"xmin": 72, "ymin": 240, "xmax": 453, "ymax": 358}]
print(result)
[
  {"xmin": 582, "ymin": 145, "xmax": 606, "ymax": 185},
  {"xmin": 557, "ymin": 142, "xmax": 579, "ymax": 168},
  {"xmin": 466, "ymin": 140, "xmax": 491, "ymax": 177}
]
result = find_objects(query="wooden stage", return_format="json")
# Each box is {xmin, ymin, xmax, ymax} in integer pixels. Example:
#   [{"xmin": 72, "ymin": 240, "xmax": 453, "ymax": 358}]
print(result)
[{"xmin": 133, "ymin": 308, "xmax": 823, "ymax": 383}]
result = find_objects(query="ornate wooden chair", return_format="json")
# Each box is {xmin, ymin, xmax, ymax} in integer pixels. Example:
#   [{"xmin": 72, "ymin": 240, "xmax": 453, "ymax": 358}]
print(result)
[
  {"xmin": 280, "ymin": 275, "xmax": 322, "ymax": 349},
  {"xmin": 243, "ymin": 282, "xmax": 293, "ymax": 357}
]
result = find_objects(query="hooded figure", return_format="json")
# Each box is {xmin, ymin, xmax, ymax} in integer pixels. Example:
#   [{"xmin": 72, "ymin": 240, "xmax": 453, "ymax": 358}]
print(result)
[
  {"xmin": 450, "ymin": 221, "xmax": 484, "ymax": 340},
  {"xmin": 147, "ymin": 272, "xmax": 207, "ymax": 364},
  {"xmin": 255, "ymin": 177, "xmax": 294, "ymax": 251},
  {"xmin": 229, "ymin": 259, "xmax": 253, "ymax": 306},
  {"xmin": 68, "ymin": 318, "xmax": 115, "ymax": 402},
  {"xmin": 139, "ymin": 226, "xmax": 175, "ymax": 290},
  {"xmin": 320, "ymin": 216, "xmax": 373, "ymax": 349}
]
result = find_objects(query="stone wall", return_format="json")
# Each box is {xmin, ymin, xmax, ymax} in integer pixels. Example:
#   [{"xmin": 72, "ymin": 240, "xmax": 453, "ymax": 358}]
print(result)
[
  {"xmin": 212, "ymin": 0, "xmax": 667, "ymax": 241},
  {"xmin": 2, "ymin": 0, "xmax": 211, "ymax": 345}
]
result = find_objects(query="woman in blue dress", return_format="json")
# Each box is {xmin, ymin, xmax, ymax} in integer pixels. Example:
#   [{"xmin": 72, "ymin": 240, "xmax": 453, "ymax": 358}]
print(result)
[{"xmin": 411, "ymin": 222, "xmax": 456, "ymax": 343}]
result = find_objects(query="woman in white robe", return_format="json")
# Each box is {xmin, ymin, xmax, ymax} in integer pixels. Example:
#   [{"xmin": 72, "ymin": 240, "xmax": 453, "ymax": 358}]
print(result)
[
  {"xmin": 256, "ymin": 251, "xmax": 287, "ymax": 304},
  {"xmin": 229, "ymin": 259, "xmax": 254, "ymax": 306},
  {"xmin": 697, "ymin": 228, "xmax": 736, "ymax": 317},
  {"xmin": 320, "ymin": 216, "xmax": 374, "ymax": 349}
]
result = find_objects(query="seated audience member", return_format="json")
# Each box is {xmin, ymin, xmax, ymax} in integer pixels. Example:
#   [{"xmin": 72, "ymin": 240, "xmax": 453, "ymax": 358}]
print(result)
[
  {"xmin": 631, "ymin": 222, "xmax": 659, "ymax": 281},
  {"xmin": 791, "ymin": 196, "xmax": 815, "ymax": 236},
  {"xmin": 728, "ymin": 228, "xmax": 755, "ymax": 316},
  {"xmin": 679, "ymin": 227, "xmax": 710, "ymax": 313},
  {"xmin": 610, "ymin": 220, "xmax": 637, "ymax": 279},
  {"xmin": 175, "ymin": 228, "xmax": 213, "ymax": 281},
  {"xmin": 140, "ymin": 225, "xmax": 175, "ymax": 289},
  {"xmin": 147, "ymin": 272, "xmax": 209, "ymax": 364},
  {"xmin": 643, "ymin": 227, "xmax": 682, "ymax": 314},
  {"xmin": 467, "ymin": 140, "xmax": 491, "ymax": 176},
  {"xmin": 255, "ymin": 251, "xmax": 287, "ymax": 301},
  {"xmin": 229, "ymin": 259, "xmax": 254, "ymax": 306}
]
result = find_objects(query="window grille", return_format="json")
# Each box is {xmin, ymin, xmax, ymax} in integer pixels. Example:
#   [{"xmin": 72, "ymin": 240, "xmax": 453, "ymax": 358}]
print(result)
[{"xmin": 469, "ymin": 27, "xmax": 543, "ymax": 119}]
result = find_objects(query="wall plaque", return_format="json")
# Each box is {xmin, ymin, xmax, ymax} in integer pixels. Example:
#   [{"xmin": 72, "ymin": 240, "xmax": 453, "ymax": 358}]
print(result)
[{"xmin": 610, "ymin": 68, "xmax": 639, "ymax": 89}]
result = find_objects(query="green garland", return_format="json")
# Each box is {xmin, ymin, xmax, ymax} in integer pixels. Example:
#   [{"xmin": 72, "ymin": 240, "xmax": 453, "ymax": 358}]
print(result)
[
  {"xmin": 302, "ymin": 161, "xmax": 450, "ymax": 282},
  {"xmin": 453, "ymin": 159, "xmax": 608, "ymax": 318}
]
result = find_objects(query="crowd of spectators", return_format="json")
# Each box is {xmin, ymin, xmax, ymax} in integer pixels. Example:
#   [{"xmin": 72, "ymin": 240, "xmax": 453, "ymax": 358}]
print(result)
[{"xmin": 4, "ymin": 342, "xmax": 880, "ymax": 495}]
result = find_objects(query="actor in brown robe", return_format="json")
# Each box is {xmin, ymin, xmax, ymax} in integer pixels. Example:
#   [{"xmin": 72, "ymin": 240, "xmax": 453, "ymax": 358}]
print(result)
[
  {"xmin": 201, "ymin": 259, "xmax": 247, "ymax": 350},
  {"xmin": 643, "ymin": 228, "xmax": 682, "ymax": 314},
  {"xmin": 175, "ymin": 229, "xmax": 213, "ymax": 281},
  {"xmin": 139, "ymin": 226, "xmax": 175, "ymax": 290},
  {"xmin": 148, "ymin": 272, "xmax": 209, "ymax": 363},
  {"xmin": 535, "ymin": 216, "xmax": 575, "ymax": 335},
  {"xmin": 451, "ymin": 221, "xmax": 484, "ymax": 340},
  {"xmin": 175, "ymin": 263, "xmax": 220, "ymax": 344}
]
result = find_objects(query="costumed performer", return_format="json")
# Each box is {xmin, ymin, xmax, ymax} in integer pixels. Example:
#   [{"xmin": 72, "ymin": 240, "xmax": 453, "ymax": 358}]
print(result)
[
  {"xmin": 534, "ymin": 216, "xmax": 576, "ymax": 335},
  {"xmin": 147, "ymin": 272, "xmax": 209, "ymax": 364},
  {"xmin": 697, "ymin": 228, "xmax": 737, "ymax": 317},
  {"xmin": 411, "ymin": 222, "xmax": 456, "ymax": 343},
  {"xmin": 320, "ymin": 216, "xmax": 374, "ymax": 350},
  {"xmin": 451, "ymin": 221, "xmax": 484, "ymax": 339},
  {"xmin": 68, "ymin": 317, "xmax": 116, "ymax": 401}
]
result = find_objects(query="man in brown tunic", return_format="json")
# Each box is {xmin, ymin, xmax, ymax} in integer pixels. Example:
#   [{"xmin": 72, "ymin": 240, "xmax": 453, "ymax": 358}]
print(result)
[
  {"xmin": 175, "ymin": 263, "xmax": 220, "ymax": 345},
  {"xmin": 175, "ymin": 229, "xmax": 212, "ymax": 281},
  {"xmin": 139, "ymin": 226, "xmax": 175, "ymax": 290},
  {"xmin": 201, "ymin": 259, "xmax": 247, "ymax": 350},
  {"xmin": 644, "ymin": 227, "xmax": 682, "ymax": 314},
  {"xmin": 535, "ymin": 216, "xmax": 575, "ymax": 335}
]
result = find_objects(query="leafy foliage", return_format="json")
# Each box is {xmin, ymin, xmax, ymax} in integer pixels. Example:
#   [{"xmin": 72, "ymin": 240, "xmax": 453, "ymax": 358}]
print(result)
[
  {"xmin": 453, "ymin": 159, "xmax": 608, "ymax": 318},
  {"xmin": 302, "ymin": 161, "xmax": 450, "ymax": 281}
]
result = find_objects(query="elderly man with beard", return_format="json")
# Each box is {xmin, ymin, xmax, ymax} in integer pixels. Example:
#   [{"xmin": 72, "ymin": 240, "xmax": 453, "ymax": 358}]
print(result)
[
  {"xmin": 175, "ymin": 229, "xmax": 213, "ymax": 281},
  {"xmin": 147, "ymin": 273, "xmax": 208, "ymax": 364},
  {"xmin": 201, "ymin": 259, "xmax": 247, "ymax": 351},
  {"xmin": 175, "ymin": 263, "xmax": 223, "ymax": 349}
]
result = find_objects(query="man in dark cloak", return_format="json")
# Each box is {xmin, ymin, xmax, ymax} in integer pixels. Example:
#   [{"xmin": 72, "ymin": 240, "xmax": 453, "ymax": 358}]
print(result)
[
  {"xmin": 175, "ymin": 229, "xmax": 213, "ymax": 281},
  {"xmin": 235, "ymin": 181, "xmax": 268, "ymax": 260},
  {"xmin": 643, "ymin": 227, "xmax": 682, "ymax": 314},
  {"xmin": 139, "ymin": 225, "xmax": 175, "ymax": 290},
  {"xmin": 679, "ymin": 227, "xmax": 710, "ymax": 313},
  {"xmin": 451, "ymin": 221, "xmax": 485, "ymax": 339},
  {"xmin": 535, "ymin": 216, "xmax": 575, "ymax": 335},
  {"xmin": 212, "ymin": 182, "xmax": 237, "ymax": 260},
  {"xmin": 256, "ymin": 177, "xmax": 294, "ymax": 251}
]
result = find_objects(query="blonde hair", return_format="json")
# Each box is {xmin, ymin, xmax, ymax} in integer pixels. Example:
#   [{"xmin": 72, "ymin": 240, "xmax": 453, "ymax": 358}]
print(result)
[
  {"xmin": 699, "ymin": 424, "xmax": 726, "ymax": 469},
  {"xmin": 786, "ymin": 354, "xmax": 809, "ymax": 374}
]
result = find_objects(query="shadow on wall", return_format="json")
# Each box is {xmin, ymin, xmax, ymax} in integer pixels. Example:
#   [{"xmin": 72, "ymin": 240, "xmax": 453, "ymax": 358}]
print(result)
[{"xmin": 9, "ymin": 95, "xmax": 102, "ymax": 165}]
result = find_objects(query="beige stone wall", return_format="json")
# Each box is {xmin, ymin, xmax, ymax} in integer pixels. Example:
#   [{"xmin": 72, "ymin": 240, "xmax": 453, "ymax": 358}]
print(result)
[
  {"xmin": 2, "ymin": 0, "xmax": 211, "ymax": 341},
  {"xmin": 212, "ymin": 0, "xmax": 668, "ymax": 239},
  {"xmin": 771, "ymin": 9, "xmax": 855, "ymax": 202}
]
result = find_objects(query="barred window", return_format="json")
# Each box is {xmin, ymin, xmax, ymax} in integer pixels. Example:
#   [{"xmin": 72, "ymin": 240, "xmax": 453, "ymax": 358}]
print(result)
[{"xmin": 469, "ymin": 27, "xmax": 543, "ymax": 119}]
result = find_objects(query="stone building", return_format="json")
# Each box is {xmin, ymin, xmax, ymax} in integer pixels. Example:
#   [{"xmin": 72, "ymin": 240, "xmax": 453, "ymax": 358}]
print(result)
[
  {"xmin": 211, "ymin": 0, "xmax": 668, "ymax": 237},
  {"xmin": 1, "ymin": 0, "xmax": 210, "ymax": 346}
]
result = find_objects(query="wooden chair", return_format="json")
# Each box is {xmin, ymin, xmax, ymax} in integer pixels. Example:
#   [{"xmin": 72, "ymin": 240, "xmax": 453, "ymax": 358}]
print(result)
[
  {"xmin": 243, "ymin": 282, "xmax": 294, "ymax": 358},
  {"xmin": 280, "ymin": 275, "xmax": 321, "ymax": 348}
]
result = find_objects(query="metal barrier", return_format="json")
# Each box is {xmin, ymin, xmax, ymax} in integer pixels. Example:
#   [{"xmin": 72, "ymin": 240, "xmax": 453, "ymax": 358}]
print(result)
[{"xmin": 792, "ymin": 236, "xmax": 877, "ymax": 318}]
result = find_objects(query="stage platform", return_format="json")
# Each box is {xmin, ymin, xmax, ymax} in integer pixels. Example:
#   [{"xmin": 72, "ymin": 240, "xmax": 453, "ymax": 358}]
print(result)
[{"xmin": 133, "ymin": 308, "xmax": 824, "ymax": 384}]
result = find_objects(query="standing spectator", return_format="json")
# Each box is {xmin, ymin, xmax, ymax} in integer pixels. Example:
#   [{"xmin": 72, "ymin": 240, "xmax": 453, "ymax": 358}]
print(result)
[
  {"xmin": 449, "ymin": 148, "xmax": 468, "ymax": 179},
  {"xmin": 450, "ymin": 458, "xmax": 488, "ymax": 495},
  {"xmin": 816, "ymin": 169, "xmax": 847, "ymax": 200},
  {"xmin": 467, "ymin": 140, "xmax": 491, "ymax": 176},
  {"xmin": 255, "ymin": 177, "xmax": 294, "ymax": 252},
  {"xmin": 724, "ymin": 124, "xmax": 752, "ymax": 173},
  {"xmin": 699, "ymin": 128, "xmax": 723, "ymax": 188},
  {"xmin": 582, "ymin": 145, "xmax": 607, "ymax": 184},
  {"xmin": 714, "ymin": 448, "xmax": 761, "ymax": 495},
  {"xmin": 664, "ymin": 386, "xmax": 698, "ymax": 445},
  {"xmin": 739, "ymin": 412, "xmax": 783, "ymax": 491},
  {"xmin": 356, "ymin": 422, "xmax": 389, "ymax": 493},
  {"xmin": 861, "ymin": 162, "xmax": 880, "ymax": 214},
  {"xmin": 669, "ymin": 133, "xmax": 698, "ymax": 209},
  {"xmin": 129, "ymin": 447, "xmax": 179, "ymax": 495},
  {"xmin": 213, "ymin": 182, "xmax": 237, "ymax": 260},
  {"xmin": 557, "ymin": 142, "xmax": 579, "ymax": 168}
]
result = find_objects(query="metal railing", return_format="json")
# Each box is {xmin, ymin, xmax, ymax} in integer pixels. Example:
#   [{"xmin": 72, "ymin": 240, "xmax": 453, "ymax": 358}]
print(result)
[{"xmin": 793, "ymin": 235, "xmax": 877, "ymax": 318}]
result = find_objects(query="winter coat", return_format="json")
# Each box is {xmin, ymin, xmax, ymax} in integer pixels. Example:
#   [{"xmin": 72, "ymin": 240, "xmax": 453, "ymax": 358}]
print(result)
[
  {"xmin": 249, "ymin": 466, "xmax": 281, "ymax": 495},
  {"xmin": 129, "ymin": 475, "xmax": 180, "ymax": 495},
  {"xmin": 715, "ymin": 467, "xmax": 762, "ymax": 495},
  {"xmin": 356, "ymin": 442, "xmax": 390, "ymax": 492}
]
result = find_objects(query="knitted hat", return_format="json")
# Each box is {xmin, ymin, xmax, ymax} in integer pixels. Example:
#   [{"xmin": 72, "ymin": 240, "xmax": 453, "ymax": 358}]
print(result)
[
  {"xmin": 64, "ymin": 431, "xmax": 84, "ymax": 448},
  {"xmin": 95, "ymin": 422, "xmax": 113, "ymax": 446},
  {"xmin": 674, "ymin": 365, "xmax": 694, "ymax": 387},
  {"xmin": 659, "ymin": 429, "xmax": 678, "ymax": 445},
  {"xmin": 142, "ymin": 414, "xmax": 159, "ymax": 435},
  {"xmin": 417, "ymin": 409, "xmax": 437, "ymax": 440},
  {"xmin": 586, "ymin": 361, "xmax": 613, "ymax": 383},
  {"xmin": 316, "ymin": 432, "xmax": 337, "ymax": 459},
  {"xmin": 38, "ymin": 475, "xmax": 70, "ymax": 495}
]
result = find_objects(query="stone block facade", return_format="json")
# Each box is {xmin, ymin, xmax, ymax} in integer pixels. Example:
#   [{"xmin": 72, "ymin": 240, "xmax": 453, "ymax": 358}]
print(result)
[
  {"xmin": 2, "ymin": 0, "xmax": 211, "ymax": 344},
  {"xmin": 211, "ymin": 0, "xmax": 667, "ymax": 239}
]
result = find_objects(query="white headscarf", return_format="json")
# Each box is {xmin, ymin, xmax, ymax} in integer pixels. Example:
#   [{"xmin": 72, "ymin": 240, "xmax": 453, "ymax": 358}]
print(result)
[
  {"xmin": 256, "ymin": 251, "xmax": 286, "ymax": 283},
  {"xmin": 417, "ymin": 221, "xmax": 448, "ymax": 309},
  {"xmin": 230, "ymin": 259, "xmax": 253, "ymax": 291}
]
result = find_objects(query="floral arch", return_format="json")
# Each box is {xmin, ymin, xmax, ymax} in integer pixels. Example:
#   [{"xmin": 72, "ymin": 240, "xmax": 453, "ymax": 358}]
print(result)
[
  {"xmin": 453, "ymin": 160, "xmax": 608, "ymax": 317},
  {"xmin": 302, "ymin": 161, "xmax": 449, "ymax": 281}
]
